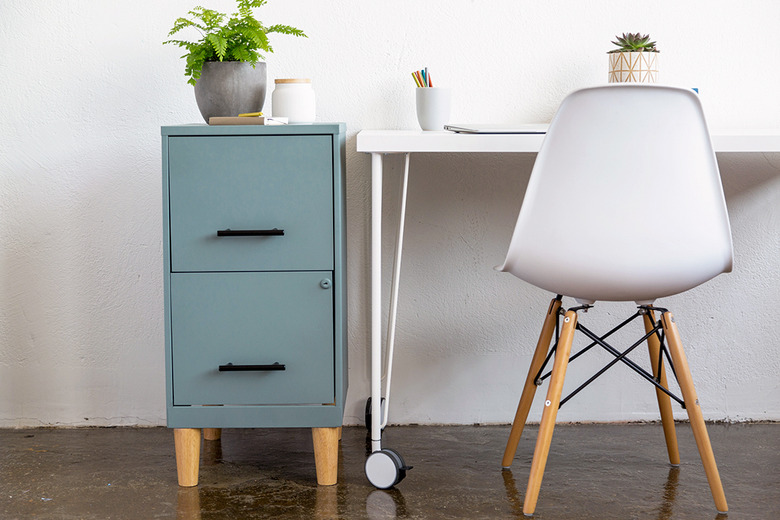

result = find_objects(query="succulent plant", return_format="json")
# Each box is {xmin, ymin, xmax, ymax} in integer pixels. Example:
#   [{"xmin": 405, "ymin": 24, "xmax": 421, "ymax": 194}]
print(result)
[{"xmin": 608, "ymin": 32, "xmax": 659, "ymax": 53}]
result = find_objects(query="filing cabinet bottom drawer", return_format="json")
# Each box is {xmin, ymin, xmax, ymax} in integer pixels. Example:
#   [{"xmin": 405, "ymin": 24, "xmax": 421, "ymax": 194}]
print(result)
[{"xmin": 170, "ymin": 271, "xmax": 335, "ymax": 406}]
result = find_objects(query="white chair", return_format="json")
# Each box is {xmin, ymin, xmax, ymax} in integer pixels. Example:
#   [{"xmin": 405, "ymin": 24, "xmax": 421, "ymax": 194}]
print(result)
[{"xmin": 498, "ymin": 84, "xmax": 731, "ymax": 516}]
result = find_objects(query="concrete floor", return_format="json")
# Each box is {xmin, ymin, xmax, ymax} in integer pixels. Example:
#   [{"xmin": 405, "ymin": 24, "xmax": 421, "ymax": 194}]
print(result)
[{"xmin": 1, "ymin": 423, "xmax": 778, "ymax": 519}]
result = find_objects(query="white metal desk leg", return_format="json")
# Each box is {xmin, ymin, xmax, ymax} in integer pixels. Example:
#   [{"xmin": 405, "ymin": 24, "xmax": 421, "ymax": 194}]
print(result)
[
  {"xmin": 366, "ymin": 153, "xmax": 412, "ymax": 489},
  {"xmin": 381, "ymin": 153, "xmax": 411, "ymax": 429},
  {"xmin": 370, "ymin": 152, "xmax": 384, "ymax": 452}
]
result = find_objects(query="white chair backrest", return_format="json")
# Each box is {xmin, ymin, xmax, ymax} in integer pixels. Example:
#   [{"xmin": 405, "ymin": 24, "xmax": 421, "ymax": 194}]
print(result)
[{"xmin": 499, "ymin": 85, "xmax": 733, "ymax": 303}]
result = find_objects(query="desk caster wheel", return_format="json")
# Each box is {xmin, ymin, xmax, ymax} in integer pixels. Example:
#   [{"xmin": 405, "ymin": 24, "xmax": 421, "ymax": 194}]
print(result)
[
  {"xmin": 365, "ymin": 448, "xmax": 412, "ymax": 489},
  {"xmin": 365, "ymin": 397, "xmax": 386, "ymax": 431}
]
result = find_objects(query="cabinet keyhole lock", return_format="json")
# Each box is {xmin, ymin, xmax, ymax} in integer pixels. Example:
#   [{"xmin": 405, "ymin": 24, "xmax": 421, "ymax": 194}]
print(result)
[{"xmin": 320, "ymin": 279, "xmax": 332, "ymax": 289}]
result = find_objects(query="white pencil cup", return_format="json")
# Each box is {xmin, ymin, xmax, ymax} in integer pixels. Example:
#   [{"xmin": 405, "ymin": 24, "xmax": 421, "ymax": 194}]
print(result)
[{"xmin": 415, "ymin": 87, "xmax": 451, "ymax": 131}]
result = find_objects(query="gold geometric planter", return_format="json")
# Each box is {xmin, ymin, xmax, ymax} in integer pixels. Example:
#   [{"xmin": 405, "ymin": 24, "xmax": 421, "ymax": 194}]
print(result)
[{"xmin": 608, "ymin": 51, "xmax": 658, "ymax": 83}]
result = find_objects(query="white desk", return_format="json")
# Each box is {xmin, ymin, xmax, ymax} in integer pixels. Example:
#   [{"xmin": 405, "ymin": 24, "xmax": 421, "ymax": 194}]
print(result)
[
  {"xmin": 357, "ymin": 128, "xmax": 780, "ymax": 154},
  {"xmin": 355, "ymin": 128, "xmax": 780, "ymax": 478}
]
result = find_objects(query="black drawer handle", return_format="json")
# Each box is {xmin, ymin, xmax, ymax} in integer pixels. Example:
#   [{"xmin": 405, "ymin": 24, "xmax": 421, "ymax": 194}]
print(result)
[
  {"xmin": 219, "ymin": 362, "xmax": 286, "ymax": 372},
  {"xmin": 217, "ymin": 228, "xmax": 284, "ymax": 237}
]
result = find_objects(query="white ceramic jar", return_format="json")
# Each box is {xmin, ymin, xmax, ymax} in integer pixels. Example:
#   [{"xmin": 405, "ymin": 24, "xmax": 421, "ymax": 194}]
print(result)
[{"xmin": 272, "ymin": 79, "xmax": 316, "ymax": 123}]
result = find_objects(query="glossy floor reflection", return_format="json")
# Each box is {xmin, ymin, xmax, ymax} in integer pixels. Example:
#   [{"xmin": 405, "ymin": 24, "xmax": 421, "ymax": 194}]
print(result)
[{"xmin": 1, "ymin": 423, "xmax": 778, "ymax": 519}]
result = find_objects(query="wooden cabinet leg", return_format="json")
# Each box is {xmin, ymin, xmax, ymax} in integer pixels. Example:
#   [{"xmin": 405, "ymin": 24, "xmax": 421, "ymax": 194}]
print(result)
[
  {"xmin": 643, "ymin": 311, "xmax": 680, "ymax": 466},
  {"xmin": 174, "ymin": 428, "xmax": 201, "ymax": 487},
  {"xmin": 503, "ymin": 296, "xmax": 562, "ymax": 468},
  {"xmin": 661, "ymin": 312, "xmax": 728, "ymax": 514},
  {"xmin": 523, "ymin": 310, "xmax": 577, "ymax": 516},
  {"xmin": 312, "ymin": 427, "xmax": 340, "ymax": 486},
  {"xmin": 203, "ymin": 428, "xmax": 222, "ymax": 441}
]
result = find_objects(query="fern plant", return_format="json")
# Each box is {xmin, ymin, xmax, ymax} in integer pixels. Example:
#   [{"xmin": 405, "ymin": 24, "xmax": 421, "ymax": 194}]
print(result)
[{"xmin": 164, "ymin": 0, "xmax": 306, "ymax": 86}]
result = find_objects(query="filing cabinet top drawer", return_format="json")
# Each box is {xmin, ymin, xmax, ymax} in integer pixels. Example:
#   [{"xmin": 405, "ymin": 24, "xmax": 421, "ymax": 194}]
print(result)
[{"xmin": 167, "ymin": 134, "xmax": 333, "ymax": 272}]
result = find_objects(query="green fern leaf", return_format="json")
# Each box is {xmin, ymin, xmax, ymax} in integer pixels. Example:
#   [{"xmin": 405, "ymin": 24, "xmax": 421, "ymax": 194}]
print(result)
[
  {"xmin": 206, "ymin": 33, "xmax": 228, "ymax": 60},
  {"xmin": 265, "ymin": 24, "xmax": 306, "ymax": 38},
  {"xmin": 230, "ymin": 46, "xmax": 256, "ymax": 63},
  {"xmin": 237, "ymin": 26, "xmax": 268, "ymax": 50}
]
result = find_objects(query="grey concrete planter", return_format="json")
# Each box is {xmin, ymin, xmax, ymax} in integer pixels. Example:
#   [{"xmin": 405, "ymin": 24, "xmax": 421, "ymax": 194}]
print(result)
[{"xmin": 193, "ymin": 61, "xmax": 267, "ymax": 122}]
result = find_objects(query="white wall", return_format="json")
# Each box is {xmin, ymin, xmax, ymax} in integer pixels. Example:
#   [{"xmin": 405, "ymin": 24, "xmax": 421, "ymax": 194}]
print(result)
[{"xmin": 1, "ymin": 0, "xmax": 778, "ymax": 427}]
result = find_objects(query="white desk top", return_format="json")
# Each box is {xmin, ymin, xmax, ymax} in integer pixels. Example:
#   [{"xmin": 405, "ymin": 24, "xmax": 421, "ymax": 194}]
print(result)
[{"xmin": 356, "ymin": 129, "xmax": 780, "ymax": 154}]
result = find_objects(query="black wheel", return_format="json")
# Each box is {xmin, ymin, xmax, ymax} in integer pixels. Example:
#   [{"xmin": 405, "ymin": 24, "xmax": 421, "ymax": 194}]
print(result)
[{"xmin": 365, "ymin": 397, "xmax": 386, "ymax": 431}]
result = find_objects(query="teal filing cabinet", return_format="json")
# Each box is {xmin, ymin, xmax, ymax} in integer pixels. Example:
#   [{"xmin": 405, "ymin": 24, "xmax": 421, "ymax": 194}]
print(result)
[{"xmin": 161, "ymin": 123, "xmax": 347, "ymax": 486}]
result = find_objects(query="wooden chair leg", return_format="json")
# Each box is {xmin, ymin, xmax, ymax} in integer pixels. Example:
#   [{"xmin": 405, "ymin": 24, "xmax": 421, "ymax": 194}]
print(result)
[
  {"xmin": 523, "ymin": 310, "xmax": 577, "ymax": 516},
  {"xmin": 312, "ymin": 427, "xmax": 340, "ymax": 486},
  {"xmin": 203, "ymin": 428, "xmax": 222, "ymax": 441},
  {"xmin": 643, "ymin": 311, "xmax": 680, "ymax": 466},
  {"xmin": 174, "ymin": 428, "xmax": 201, "ymax": 487},
  {"xmin": 661, "ymin": 312, "xmax": 728, "ymax": 514},
  {"xmin": 502, "ymin": 297, "xmax": 562, "ymax": 468}
]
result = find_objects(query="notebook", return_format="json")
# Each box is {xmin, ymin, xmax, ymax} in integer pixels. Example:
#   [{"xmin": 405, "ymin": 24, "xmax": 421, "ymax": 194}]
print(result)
[{"xmin": 444, "ymin": 123, "xmax": 548, "ymax": 134}]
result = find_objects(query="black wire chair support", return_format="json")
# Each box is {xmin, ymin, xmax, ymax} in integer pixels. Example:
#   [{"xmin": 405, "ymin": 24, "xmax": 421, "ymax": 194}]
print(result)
[{"xmin": 531, "ymin": 301, "xmax": 685, "ymax": 410}]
